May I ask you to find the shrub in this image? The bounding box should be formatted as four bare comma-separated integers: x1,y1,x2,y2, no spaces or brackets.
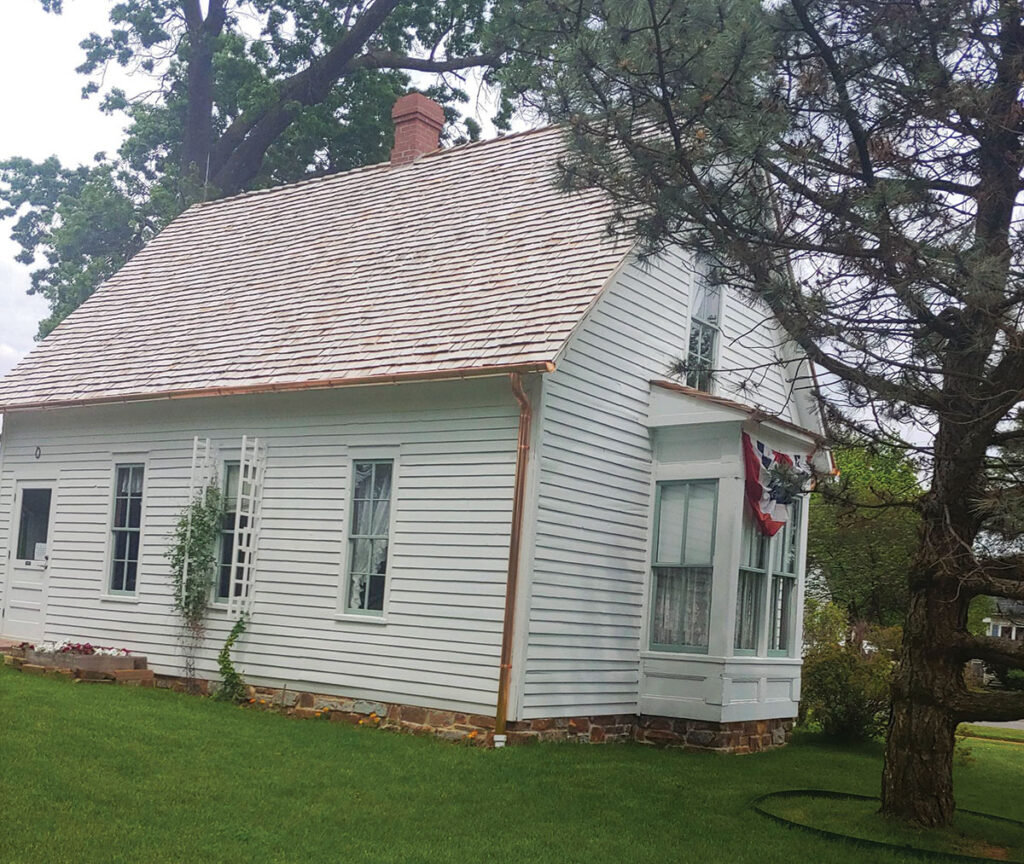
800,600,893,741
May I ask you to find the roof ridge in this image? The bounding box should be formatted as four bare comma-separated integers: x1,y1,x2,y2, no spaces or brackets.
189,122,560,213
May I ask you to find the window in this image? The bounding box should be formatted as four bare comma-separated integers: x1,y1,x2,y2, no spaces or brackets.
215,462,241,602
733,498,804,656
16,488,52,562
734,514,767,652
345,460,393,614
650,480,717,651
685,281,721,392
769,498,801,655
110,465,144,593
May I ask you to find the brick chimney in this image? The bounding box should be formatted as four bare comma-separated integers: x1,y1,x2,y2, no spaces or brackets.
390,93,444,165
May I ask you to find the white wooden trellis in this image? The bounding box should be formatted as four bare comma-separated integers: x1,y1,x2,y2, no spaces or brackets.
226,435,267,617
182,436,219,605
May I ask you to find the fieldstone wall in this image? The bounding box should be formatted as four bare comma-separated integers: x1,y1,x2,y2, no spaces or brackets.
2,647,794,752
634,716,794,753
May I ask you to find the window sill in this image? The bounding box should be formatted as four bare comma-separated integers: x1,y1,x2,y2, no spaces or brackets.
100,594,140,604
334,612,388,626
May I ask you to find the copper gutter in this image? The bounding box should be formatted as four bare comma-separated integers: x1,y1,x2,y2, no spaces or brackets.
0,361,556,413
493,371,533,745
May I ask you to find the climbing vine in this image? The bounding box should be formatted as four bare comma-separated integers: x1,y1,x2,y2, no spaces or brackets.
216,614,249,703
166,485,223,691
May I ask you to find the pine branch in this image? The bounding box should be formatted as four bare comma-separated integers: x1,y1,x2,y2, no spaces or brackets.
953,633,1024,668
952,688,1024,723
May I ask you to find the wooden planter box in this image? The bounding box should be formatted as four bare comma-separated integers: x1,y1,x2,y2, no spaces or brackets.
24,651,146,673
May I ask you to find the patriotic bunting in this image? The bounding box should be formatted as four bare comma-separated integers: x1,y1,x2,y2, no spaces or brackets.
742,432,812,536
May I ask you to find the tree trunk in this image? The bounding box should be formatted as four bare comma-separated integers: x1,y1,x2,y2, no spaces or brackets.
880,572,963,827
881,690,957,826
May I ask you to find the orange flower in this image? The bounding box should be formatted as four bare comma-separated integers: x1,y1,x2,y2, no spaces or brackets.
467,730,478,739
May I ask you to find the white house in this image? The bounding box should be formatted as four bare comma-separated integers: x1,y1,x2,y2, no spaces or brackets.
0,94,828,750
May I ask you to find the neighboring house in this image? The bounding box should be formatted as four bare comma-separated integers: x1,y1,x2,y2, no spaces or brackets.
0,94,827,750
985,599,1024,641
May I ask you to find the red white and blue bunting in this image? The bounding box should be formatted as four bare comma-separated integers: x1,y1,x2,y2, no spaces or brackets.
742,432,812,537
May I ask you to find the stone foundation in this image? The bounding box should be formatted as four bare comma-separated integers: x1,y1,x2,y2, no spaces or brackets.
507,714,793,752
2,651,793,752
634,716,794,753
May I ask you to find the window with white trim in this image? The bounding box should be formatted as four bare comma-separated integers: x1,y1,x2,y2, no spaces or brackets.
769,498,801,655
650,480,717,652
345,460,393,614
215,462,241,602
16,488,52,563
734,514,767,653
734,499,804,656
110,464,144,593
685,281,720,392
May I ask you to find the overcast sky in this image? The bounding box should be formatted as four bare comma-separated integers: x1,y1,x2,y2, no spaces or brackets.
0,1,126,377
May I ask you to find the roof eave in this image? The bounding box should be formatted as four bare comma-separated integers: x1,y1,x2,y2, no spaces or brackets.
0,361,557,413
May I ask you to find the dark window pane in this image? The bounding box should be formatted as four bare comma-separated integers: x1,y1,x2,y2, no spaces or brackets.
367,574,386,611
117,467,131,495
110,560,125,593
128,497,142,528
124,559,137,593
114,496,128,528
16,488,52,560
114,530,128,560
218,565,232,599
128,531,140,562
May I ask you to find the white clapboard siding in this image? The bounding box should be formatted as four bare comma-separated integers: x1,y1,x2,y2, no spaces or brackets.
518,246,803,718
0,377,517,715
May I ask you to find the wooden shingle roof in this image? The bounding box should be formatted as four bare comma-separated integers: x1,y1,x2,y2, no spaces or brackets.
0,126,632,410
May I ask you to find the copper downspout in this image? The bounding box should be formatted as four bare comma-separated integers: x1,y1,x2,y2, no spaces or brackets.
494,372,533,743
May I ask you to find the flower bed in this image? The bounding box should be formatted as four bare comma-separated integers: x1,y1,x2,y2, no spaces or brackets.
19,641,145,674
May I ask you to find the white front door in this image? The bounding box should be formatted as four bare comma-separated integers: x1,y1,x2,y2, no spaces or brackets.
3,480,56,642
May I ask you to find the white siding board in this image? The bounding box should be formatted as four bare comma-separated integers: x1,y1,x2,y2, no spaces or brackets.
0,377,518,715
521,245,800,719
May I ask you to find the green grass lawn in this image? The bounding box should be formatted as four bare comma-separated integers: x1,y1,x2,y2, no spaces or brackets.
2,668,1023,864
759,792,1024,861
961,723,1024,744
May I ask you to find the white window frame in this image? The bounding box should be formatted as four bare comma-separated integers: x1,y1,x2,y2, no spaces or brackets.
106,461,147,597
338,451,400,622
685,278,722,393
212,459,240,605
732,497,804,658
648,478,718,654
